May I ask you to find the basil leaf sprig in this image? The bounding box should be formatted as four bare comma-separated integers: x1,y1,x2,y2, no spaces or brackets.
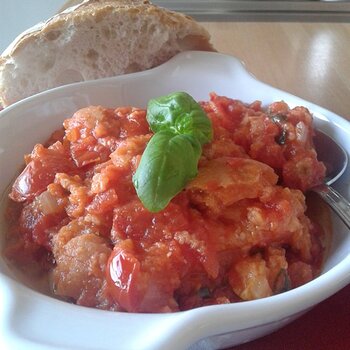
133,92,213,212
146,92,212,145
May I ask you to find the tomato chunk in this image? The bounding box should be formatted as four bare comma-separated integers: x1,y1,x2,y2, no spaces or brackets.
106,242,142,312
10,144,75,202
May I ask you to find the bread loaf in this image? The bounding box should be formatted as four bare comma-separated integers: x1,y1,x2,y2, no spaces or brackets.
0,0,214,107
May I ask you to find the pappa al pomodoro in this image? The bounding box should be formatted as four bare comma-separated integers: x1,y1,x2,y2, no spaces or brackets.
3,92,328,313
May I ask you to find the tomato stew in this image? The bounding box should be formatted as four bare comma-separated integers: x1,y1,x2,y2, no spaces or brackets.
3,94,327,313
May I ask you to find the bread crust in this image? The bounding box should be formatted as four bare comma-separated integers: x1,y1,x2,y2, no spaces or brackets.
3,1,213,57
0,0,214,107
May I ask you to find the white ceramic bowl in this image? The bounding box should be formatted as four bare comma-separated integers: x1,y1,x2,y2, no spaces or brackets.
0,51,349,350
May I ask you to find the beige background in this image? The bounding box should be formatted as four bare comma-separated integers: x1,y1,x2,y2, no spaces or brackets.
202,22,350,121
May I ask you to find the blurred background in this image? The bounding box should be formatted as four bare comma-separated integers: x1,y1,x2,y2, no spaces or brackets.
153,0,350,21
1,0,350,53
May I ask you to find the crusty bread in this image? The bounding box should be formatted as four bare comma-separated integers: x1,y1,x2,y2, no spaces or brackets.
0,0,214,107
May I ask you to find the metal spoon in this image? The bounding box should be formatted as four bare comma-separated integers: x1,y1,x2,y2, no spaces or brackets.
312,129,350,229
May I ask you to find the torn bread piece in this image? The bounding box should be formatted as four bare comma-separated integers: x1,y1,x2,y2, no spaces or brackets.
0,0,214,107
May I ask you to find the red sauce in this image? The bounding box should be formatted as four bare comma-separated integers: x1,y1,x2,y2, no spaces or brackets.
3,95,327,313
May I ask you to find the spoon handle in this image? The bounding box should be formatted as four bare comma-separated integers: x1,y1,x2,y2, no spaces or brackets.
312,184,350,230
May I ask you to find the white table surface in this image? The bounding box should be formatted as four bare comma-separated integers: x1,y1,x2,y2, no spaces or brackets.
0,0,67,54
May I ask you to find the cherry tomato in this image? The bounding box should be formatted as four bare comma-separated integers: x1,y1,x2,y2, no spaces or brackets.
106,245,141,312
10,146,74,202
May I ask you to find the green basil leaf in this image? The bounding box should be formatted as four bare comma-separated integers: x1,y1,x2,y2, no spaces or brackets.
147,92,212,145
133,131,201,212
133,92,213,212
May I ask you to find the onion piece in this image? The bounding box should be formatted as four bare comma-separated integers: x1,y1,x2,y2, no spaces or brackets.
38,190,60,215
295,121,308,144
